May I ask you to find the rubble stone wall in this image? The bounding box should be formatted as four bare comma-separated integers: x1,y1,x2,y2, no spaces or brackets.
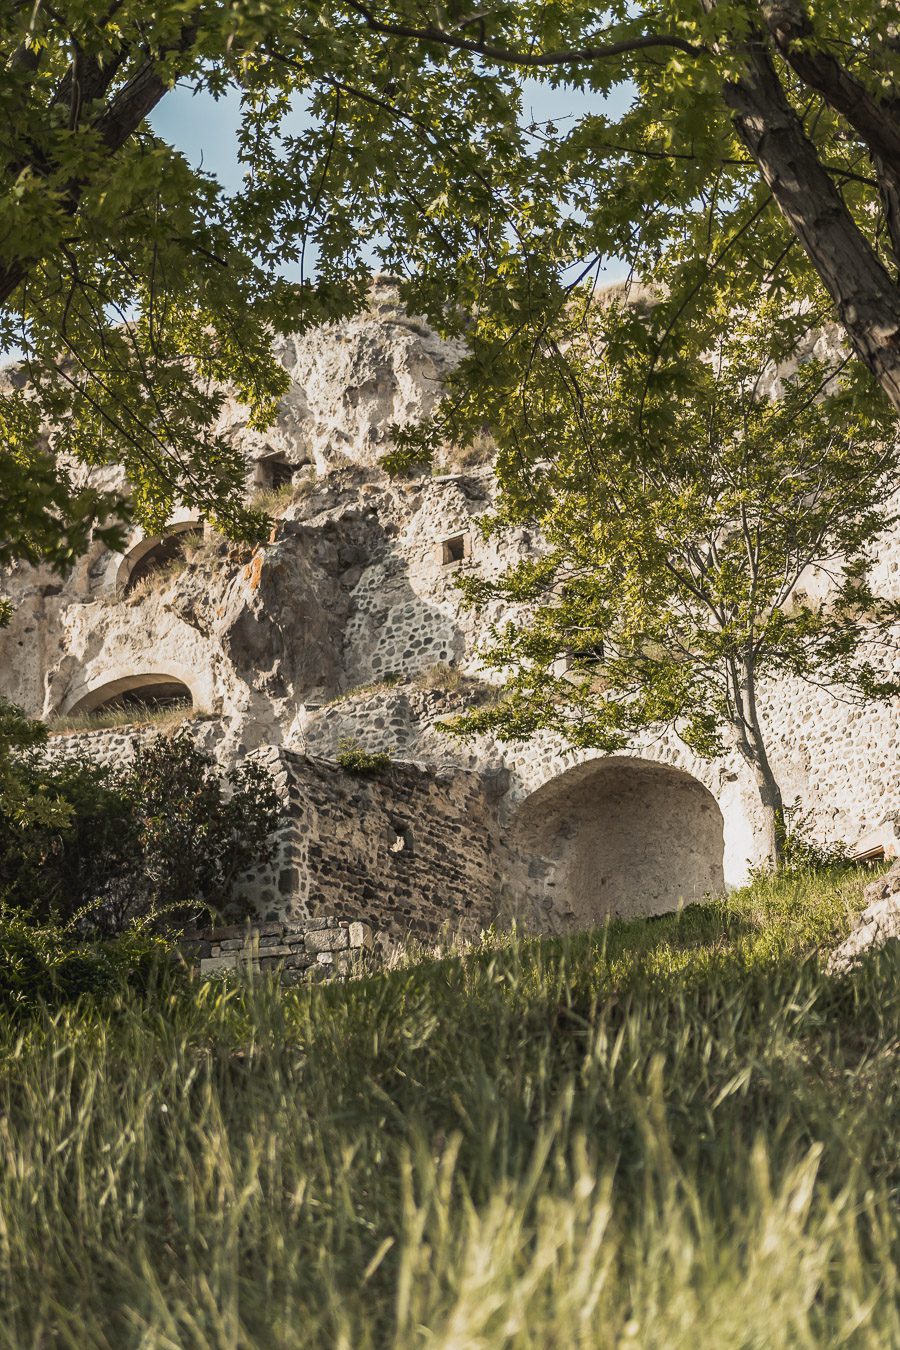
43,725,508,943
181,917,377,983
245,748,507,942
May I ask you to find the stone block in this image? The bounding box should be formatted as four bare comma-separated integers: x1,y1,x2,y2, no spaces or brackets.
305,927,349,953
219,938,245,951
200,955,238,975
348,922,374,950
207,924,247,941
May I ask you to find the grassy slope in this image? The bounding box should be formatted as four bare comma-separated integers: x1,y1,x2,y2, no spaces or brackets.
0,869,897,1348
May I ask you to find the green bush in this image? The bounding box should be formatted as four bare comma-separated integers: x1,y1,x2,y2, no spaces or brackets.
779,802,851,874
0,710,280,933
0,749,141,925
335,736,393,775
121,730,280,922
0,905,172,1013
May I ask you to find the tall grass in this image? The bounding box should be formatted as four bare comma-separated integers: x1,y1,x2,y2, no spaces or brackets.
47,699,197,735
0,868,896,1347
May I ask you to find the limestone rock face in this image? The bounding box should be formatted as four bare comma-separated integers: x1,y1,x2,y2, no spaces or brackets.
217,277,464,474
827,863,900,972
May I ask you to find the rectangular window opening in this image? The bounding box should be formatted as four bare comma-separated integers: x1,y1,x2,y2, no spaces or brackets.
441,534,467,565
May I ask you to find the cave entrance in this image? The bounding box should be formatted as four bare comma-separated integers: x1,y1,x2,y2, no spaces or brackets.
514,756,725,928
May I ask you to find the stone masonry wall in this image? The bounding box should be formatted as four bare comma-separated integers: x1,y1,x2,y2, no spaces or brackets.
180,916,376,983
246,748,507,942
43,725,508,943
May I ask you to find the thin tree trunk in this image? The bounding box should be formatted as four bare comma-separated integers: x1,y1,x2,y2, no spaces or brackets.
740,733,786,868
727,653,786,867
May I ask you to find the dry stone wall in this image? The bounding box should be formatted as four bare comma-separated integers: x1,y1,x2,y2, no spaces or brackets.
43,724,508,944
244,748,507,942
181,917,377,982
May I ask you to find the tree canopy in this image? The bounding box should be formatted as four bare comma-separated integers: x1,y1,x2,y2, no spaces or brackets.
4,2,900,572
446,297,900,861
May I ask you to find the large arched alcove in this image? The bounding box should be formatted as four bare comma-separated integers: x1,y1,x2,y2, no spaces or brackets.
63,673,194,719
513,756,725,928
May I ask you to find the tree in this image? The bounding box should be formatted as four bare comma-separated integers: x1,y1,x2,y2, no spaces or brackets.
7,3,900,567
322,1,900,415
0,2,315,567
0,0,526,571
448,299,900,865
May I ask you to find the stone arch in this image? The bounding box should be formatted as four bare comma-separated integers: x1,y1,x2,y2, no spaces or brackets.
59,665,202,718
513,756,725,929
111,519,202,595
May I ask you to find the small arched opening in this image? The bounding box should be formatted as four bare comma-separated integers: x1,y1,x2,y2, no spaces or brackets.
65,673,194,721
514,756,725,928
117,521,202,595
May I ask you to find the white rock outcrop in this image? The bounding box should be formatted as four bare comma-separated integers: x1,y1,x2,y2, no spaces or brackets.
828,863,900,972
2,281,900,931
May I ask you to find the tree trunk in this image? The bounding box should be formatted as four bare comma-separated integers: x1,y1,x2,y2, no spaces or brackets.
728,654,786,868
740,737,786,869
720,32,900,411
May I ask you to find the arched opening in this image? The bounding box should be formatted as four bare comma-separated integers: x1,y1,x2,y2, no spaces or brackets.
117,521,202,595
65,673,194,720
514,757,725,928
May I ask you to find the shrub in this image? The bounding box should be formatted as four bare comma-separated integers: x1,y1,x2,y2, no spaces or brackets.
0,905,172,1013
0,697,71,832
0,749,140,925
416,662,465,692
125,731,281,921
780,804,850,874
0,710,281,933
335,737,393,775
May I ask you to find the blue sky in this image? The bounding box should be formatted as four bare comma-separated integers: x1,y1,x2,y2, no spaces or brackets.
0,78,627,359
150,78,630,283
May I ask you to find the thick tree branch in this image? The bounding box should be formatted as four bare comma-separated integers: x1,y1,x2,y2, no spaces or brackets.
761,1,900,176
720,30,900,410
343,0,705,65
0,39,189,306
874,154,900,270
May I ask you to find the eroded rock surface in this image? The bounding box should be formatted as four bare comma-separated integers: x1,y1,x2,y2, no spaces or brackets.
827,863,900,972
